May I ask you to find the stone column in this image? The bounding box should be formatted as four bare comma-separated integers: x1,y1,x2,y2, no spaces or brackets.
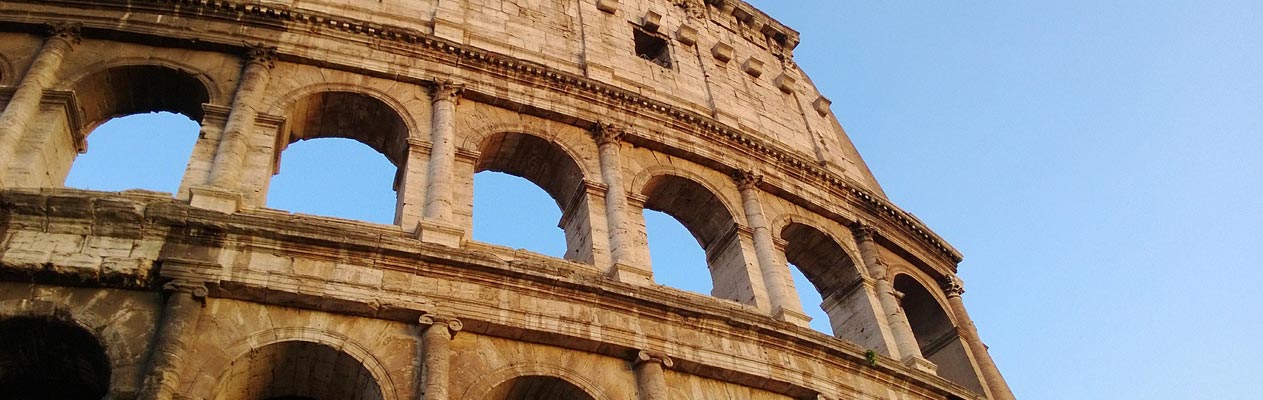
852,224,935,372
734,170,809,327
943,276,1016,400
422,81,463,222
591,123,650,284
418,315,462,400
138,282,208,400
194,44,275,212
0,23,80,186
633,350,673,400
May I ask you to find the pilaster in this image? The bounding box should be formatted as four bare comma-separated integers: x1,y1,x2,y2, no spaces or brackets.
417,314,463,400
138,281,207,400
943,275,1015,400
0,23,81,187
196,44,275,212
633,350,674,400
734,169,809,327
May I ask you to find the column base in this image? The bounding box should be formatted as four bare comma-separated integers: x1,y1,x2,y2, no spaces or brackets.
773,306,813,328
415,220,465,248
609,262,653,286
903,355,938,374
187,185,242,214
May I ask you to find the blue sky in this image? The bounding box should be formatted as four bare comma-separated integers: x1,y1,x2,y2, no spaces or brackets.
64,1,1262,399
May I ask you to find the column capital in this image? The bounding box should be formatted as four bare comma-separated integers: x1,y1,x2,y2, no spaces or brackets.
418,314,464,337
941,274,965,297
589,122,627,145
243,43,278,69
634,350,675,368
428,80,465,102
161,281,209,299
731,169,763,191
46,22,82,45
850,222,878,241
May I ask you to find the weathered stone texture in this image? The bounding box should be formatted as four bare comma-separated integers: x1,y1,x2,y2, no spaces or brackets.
0,1,1014,399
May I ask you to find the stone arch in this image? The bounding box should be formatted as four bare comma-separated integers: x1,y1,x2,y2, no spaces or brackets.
267,83,421,141
892,273,984,393
632,167,757,305
66,60,216,133
0,299,135,399
272,87,413,167
458,122,598,175
472,129,598,262
198,327,399,400
0,315,112,400
63,56,225,105
460,364,610,400
774,220,893,345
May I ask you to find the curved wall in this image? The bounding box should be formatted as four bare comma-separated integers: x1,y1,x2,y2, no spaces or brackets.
0,1,1013,400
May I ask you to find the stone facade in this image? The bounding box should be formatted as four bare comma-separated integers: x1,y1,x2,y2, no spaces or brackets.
0,1,1013,399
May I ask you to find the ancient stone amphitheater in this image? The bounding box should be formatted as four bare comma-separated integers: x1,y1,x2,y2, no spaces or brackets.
0,0,1014,399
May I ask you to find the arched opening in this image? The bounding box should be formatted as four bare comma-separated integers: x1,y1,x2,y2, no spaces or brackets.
639,174,753,305
486,376,595,400
474,132,591,262
0,316,112,400
780,223,880,340
473,172,566,257
269,91,408,224
57,65,208,191
64,112,199,193
644,209,711,295
786,264,829,333
268,139,397,224
893,274,985,393
212,341,384,400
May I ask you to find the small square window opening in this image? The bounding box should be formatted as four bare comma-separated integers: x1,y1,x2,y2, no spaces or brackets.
634,28,672,69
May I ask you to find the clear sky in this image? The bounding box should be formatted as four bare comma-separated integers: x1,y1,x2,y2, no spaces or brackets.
62,1,1262,399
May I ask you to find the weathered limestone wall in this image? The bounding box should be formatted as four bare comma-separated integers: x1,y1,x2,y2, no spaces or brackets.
0,190,985,399
0,283,163,399
0,0,1014,399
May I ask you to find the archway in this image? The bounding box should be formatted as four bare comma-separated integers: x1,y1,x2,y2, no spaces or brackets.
893,274,985,392
639,174,752,305
59,65,209,192
212,341,384,400
780,223,873,338
474,132,591,262
269,91,408,224
0,316,111,400
485,376,596,400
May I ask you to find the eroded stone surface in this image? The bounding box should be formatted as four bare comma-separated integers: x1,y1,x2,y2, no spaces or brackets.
0,1,1013,399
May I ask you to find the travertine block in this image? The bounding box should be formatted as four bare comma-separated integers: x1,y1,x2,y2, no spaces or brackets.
712,43,734,63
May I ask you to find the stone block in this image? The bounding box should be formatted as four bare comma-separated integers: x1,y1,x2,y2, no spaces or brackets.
743,57,764,78
711,43,734,63
676,25,698,46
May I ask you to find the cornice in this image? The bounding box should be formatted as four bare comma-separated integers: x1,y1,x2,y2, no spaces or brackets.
0,0,963,263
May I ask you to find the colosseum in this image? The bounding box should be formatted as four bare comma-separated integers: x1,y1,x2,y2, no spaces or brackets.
0,0,1014,399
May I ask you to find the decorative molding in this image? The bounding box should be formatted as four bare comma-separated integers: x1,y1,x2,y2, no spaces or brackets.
45,21,81,44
